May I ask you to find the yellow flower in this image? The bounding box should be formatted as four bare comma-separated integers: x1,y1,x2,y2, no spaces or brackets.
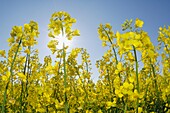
17,72,26,82
135,18,144,28
7,37,15,44
138,107,143,113
98,109,103,113
0,50,6,58
115,89,123,98
24,48,31,54
105,23,112,29
55,101,64,109
102,41,107,47
72,29,80,36
123,81,129,89
45,65,53,74
47,40,58,53
24,24,31,32
115,62,123,74
129,76,135,83
127,52,135,62
159,27,163,31
2,71,10,82
48,31,55,38
116,31,121,43
49,11,79,41
106,101,116,109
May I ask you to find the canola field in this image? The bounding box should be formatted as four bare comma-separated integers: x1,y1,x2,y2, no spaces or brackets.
0,11,170,113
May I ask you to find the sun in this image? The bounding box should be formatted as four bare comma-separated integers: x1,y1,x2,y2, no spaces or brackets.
56,33,72,49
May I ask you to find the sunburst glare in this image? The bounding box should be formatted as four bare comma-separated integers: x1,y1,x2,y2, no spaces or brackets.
56,33,72,49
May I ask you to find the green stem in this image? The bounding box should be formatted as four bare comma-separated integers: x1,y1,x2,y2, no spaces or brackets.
133,45,139,113
103,27,119,112
124,103,127,113
2,39,22,113
11,39,22,95
103,27,118,64
20,50,29,113
23,46,31,111
150,63,159,111
63,43,69,113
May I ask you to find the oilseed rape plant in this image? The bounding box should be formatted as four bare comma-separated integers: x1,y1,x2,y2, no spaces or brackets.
0,11,170,113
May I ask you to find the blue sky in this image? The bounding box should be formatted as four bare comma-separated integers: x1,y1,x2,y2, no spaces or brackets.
1,0,170,81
